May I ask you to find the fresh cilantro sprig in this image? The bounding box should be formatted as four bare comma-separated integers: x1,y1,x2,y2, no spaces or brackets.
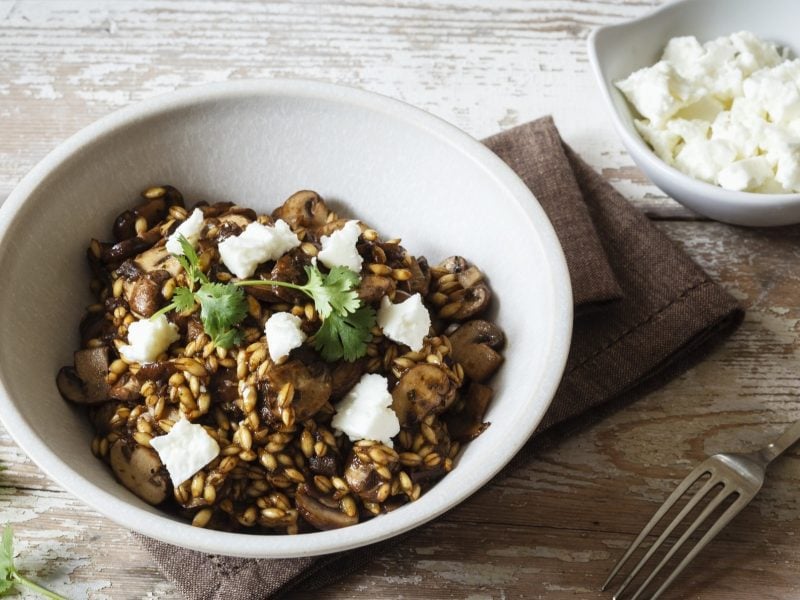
151,235,247,349
155,235,376,359
238,265,376,362
1,525,68,599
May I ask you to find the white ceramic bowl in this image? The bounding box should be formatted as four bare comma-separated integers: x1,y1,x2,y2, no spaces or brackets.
588,0,800,227
0,80,572,558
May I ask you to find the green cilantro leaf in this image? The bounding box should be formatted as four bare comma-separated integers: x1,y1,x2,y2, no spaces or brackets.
171,286,197,313
323,266,361,316
194,283,248,349
1,524,68,599
175,234,207,290
299,266,334,318
313,305,376,362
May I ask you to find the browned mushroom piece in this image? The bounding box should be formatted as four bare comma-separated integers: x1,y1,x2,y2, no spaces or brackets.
109,439,170,505
127,269,171,317
295,483,358,530
56,367,87,404
272,190,330,230
448,320,504,383
130,242,182,279
135,360,176,385
450,281,491,320
403,256,431,296
309,218,352,239
439,255,468,274
445,382,493,442
391,364,457,426
330,358,367,400
263,360,332,422
357,274,396,304
435,257,492,320
102,227,162,264
245,247,311,304
88,401,120,435
344,444,399,503
62,347,111,404
113,210,138,241
108,372,143,402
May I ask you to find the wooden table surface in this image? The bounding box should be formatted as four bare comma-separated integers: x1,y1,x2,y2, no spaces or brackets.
3,1,800,598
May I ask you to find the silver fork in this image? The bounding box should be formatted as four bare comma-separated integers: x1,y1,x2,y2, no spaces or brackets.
602,420,800,600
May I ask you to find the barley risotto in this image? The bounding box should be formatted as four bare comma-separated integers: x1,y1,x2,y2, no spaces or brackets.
56,186,505,533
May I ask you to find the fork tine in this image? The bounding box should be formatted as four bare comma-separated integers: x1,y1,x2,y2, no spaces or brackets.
611,474,719,599
627,487,740,600
601,462,712,592
647,495,749,600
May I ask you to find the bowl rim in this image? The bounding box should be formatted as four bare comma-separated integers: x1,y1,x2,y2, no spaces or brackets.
0,79,573,558
587,0,800,211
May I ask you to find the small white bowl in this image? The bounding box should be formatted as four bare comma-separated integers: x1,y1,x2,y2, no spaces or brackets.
0,80,572,558
588,0,800,227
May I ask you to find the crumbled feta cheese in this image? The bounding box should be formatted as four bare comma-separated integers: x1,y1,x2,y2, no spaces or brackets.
218,219,300,279
150,417,220,486
331,374,400,447
718,157,773,191
674,138,737,184
376,294,431,352
317,220,363,272
616,61,697,126
165,208,204,255
119,314,179,363
265,312,307,362
616,31,800,193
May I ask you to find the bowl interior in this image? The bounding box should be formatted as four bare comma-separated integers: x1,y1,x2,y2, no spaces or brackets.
0,82,571,557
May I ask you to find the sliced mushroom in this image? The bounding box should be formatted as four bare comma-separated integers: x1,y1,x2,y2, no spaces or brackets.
108,372,143,402
133,243,181,278
450,282,492,320
448,320,504,383
88,401,120,435
113,209,138,241
357,274,396,304
456,265,484,289
308,453,339,477
79,311,114,346
262,360,332,421
439,256,468,274
127,269,170,317
330,358,367,400
56,367,87,404
391,364,457,425
109,439,169,505
445,382,493,442
272,190,330,229
101,227,162,264
72,347,110,403
244,248,310,303
135,360,176,385
344,445,398,503
404,256,431,296
295,484,358,530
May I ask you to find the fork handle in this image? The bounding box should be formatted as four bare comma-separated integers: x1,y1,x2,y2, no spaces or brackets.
756,420,800,465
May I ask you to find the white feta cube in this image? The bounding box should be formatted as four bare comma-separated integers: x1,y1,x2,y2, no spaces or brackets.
150,418,220,486
265,312,307,362
218,219,300,279
331,374,400,447
376,293,431,352
317,220,363,273
119,314,180,364
165,208,204,255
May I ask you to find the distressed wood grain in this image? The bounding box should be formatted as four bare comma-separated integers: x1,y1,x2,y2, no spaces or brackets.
4,1,800,599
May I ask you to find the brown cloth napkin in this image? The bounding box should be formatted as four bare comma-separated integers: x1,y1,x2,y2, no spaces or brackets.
136,116,744,599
